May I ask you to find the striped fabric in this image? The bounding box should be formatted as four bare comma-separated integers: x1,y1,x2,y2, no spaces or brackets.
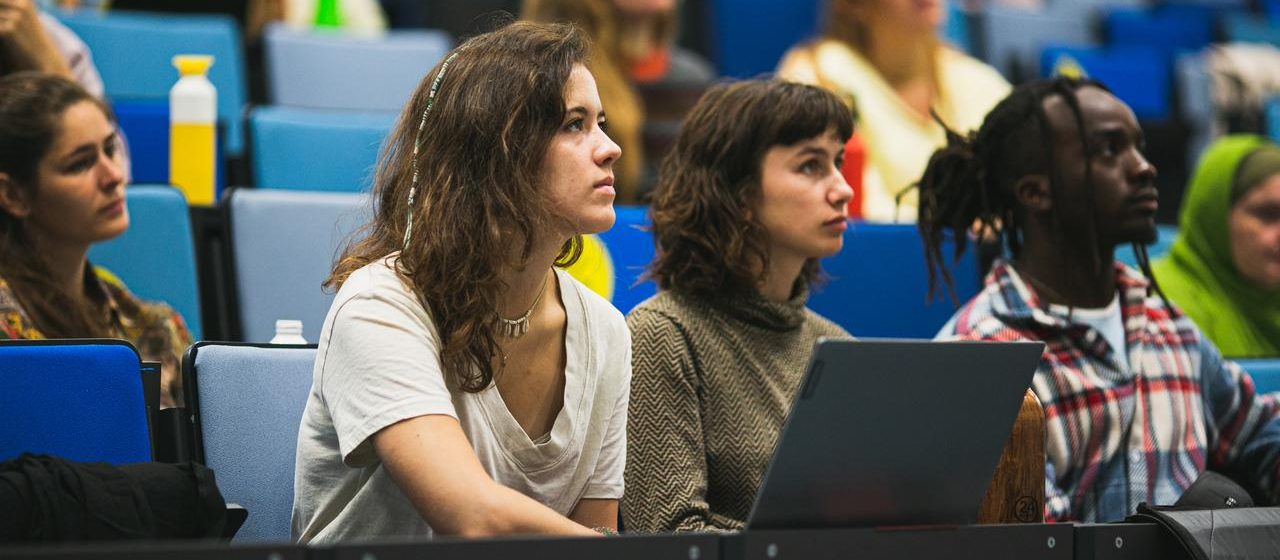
940,260,1280,522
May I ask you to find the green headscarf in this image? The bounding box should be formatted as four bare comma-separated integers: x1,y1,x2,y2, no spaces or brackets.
1152,135,1280,358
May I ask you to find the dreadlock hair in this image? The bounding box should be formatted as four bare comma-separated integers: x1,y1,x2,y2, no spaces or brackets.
916,76,1169,306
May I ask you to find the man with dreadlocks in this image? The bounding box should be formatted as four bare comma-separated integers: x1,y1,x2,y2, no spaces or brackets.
919,77,1280,522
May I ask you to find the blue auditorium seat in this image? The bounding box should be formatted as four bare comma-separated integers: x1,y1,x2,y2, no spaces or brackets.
1103,6,1214,59
1042,45,1170,121
112,99,170,185
707,0,819,78
807,223,980,339
1223,12,1280,46
57,9,248,157
599,205,657,314
1238,358,1280,394
264,24,451,112
89,185,203,340
983,6,1093,80
250,106,395,192
229,189,370,343
185,342,316,542
0,340,150,464
1115,224,1179,269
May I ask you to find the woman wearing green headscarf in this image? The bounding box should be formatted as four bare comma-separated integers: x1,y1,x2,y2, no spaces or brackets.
1153,134,1280,358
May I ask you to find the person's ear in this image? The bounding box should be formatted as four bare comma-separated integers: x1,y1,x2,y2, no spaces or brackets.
1013,174,1052,213
0,173,33,219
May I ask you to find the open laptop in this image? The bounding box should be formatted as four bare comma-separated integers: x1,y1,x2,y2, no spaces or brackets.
746,338,1045,530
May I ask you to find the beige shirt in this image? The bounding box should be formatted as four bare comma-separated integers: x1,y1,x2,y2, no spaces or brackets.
778,40,1010,223
292,256,630,544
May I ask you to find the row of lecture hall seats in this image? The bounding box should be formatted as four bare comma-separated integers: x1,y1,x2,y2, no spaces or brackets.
56,1,1280,207
4,332,1280,543
100,186,977,344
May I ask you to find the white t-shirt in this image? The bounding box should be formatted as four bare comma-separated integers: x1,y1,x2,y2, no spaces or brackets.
291,256,631,544
1050,293,1126,362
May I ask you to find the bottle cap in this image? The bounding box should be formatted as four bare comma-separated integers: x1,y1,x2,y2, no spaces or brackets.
173,55,215,77
275,319,303,333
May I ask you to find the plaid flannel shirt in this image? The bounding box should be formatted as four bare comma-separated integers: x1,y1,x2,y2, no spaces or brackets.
939,260,1280,522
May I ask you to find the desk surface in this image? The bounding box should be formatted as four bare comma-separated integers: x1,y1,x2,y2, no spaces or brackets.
0,524,1189,560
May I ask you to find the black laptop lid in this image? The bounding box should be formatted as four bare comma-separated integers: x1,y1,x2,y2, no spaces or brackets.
746,339,1044,530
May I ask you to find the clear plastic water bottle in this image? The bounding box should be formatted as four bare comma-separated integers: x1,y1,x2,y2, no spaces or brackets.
270,320,308,345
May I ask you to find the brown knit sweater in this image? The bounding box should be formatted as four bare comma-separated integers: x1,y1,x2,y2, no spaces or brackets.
623,289,851,533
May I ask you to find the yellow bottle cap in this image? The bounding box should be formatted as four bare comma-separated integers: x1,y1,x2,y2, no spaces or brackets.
173,55,215,76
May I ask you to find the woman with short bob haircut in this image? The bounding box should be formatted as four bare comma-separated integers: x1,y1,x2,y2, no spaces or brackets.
624,78,855,532
293,21,629,543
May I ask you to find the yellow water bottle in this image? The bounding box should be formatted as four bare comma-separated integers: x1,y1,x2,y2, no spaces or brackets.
170,55,217,206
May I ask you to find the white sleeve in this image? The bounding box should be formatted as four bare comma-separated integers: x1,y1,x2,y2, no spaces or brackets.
582,330,631,500
318,284,458,468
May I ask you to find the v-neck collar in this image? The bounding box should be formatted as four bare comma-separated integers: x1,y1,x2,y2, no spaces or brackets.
473,268,592,473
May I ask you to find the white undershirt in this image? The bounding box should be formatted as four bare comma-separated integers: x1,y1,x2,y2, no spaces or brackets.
1050,293,1126,361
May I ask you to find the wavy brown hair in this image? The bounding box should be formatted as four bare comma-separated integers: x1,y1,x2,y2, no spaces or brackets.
648,79,853,299
327,21,588,392
0,72,121,339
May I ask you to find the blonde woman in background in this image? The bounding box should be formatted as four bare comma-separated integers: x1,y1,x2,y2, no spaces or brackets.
778,0,1008,222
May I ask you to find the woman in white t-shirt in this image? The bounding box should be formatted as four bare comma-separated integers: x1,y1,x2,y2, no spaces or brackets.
292,21,630,544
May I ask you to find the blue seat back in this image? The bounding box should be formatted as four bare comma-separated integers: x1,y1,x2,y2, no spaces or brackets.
983,6,1093,79
89,185,203,340
250,106,395,192
1104,7,1214,56
264,24,451,112
1238,358,1280,394
1042,45,1170,120
112,99,170,185
1115,224,1179,268
230,189,370,343
807,223,980,339
598,206,657,314
186,342,316,542
1224,13,1280,45
707,0,819,78
0,340,150,464
57,9,248,156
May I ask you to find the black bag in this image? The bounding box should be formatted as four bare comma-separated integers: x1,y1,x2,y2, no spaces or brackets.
1126,472,1280,560
0,454,231,542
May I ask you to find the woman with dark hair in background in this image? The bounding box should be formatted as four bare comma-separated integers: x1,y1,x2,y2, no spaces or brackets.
624,78,854,532
292,21,630,543
0,72,190,407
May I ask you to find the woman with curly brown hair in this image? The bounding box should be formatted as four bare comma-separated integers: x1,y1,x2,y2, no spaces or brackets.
292,21,628,543
623,78,854,532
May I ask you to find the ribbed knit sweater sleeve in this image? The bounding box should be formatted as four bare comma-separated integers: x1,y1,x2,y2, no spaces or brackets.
623,307,743,533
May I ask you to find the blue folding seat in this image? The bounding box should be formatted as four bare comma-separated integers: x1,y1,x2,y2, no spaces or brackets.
1238,359,1280,394
89,185,203,340
706,0,819,78
1042,45,1171,120
185,342,316,542
0,340,150,464
56,9,248,157
229,189,370,343
264,24,451,112
807,223,980,339
983,6,1094,80
1114,224,1179,268
250,106,395,192
596,206,657,314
